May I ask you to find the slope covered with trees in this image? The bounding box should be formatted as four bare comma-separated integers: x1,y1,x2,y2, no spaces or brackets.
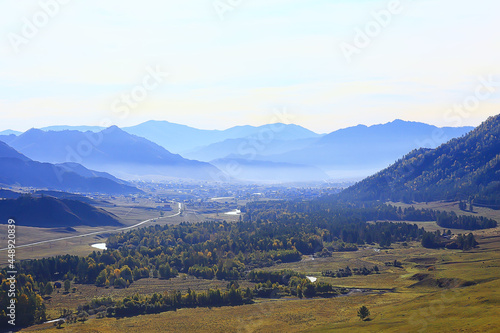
340,114,500,205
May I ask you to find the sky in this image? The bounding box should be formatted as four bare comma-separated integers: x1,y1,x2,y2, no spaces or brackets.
0,0,499,134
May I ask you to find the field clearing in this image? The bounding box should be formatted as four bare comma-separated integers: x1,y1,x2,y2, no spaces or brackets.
369,220,473,234
43,274,257,320
390,201,500,223
375,201,500,237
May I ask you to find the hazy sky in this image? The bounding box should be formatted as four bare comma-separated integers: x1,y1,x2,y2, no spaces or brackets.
1,0,499,133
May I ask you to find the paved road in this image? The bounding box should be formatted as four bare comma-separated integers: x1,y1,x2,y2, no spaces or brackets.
0,202,182,252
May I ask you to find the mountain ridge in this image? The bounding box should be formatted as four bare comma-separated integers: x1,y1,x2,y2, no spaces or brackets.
339,114,500,204
0,126,221,181
251,120,474,179
0,141,141,194
123,121,321,154
1,119,475,183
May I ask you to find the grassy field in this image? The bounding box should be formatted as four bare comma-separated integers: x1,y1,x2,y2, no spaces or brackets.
0,224,114,263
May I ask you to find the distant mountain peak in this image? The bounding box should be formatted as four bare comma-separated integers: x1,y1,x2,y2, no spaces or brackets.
103,125,121,132
144,120,172,124
373,119,419,128
100,125,138,139
23,128,44,135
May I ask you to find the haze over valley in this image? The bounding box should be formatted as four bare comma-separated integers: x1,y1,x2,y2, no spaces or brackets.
0,119,474,183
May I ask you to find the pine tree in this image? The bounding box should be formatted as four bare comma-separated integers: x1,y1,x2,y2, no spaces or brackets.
357,305,370,320
64,279,71,292
44,282,53,295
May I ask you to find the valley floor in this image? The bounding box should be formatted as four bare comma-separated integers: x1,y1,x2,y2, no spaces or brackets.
21,225,500,333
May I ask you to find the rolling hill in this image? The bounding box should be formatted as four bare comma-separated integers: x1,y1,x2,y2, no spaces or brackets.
339,114,500,204
0,196,122,227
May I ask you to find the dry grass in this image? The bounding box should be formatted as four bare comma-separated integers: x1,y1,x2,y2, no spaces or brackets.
26,278,500,333
43,274,256,320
